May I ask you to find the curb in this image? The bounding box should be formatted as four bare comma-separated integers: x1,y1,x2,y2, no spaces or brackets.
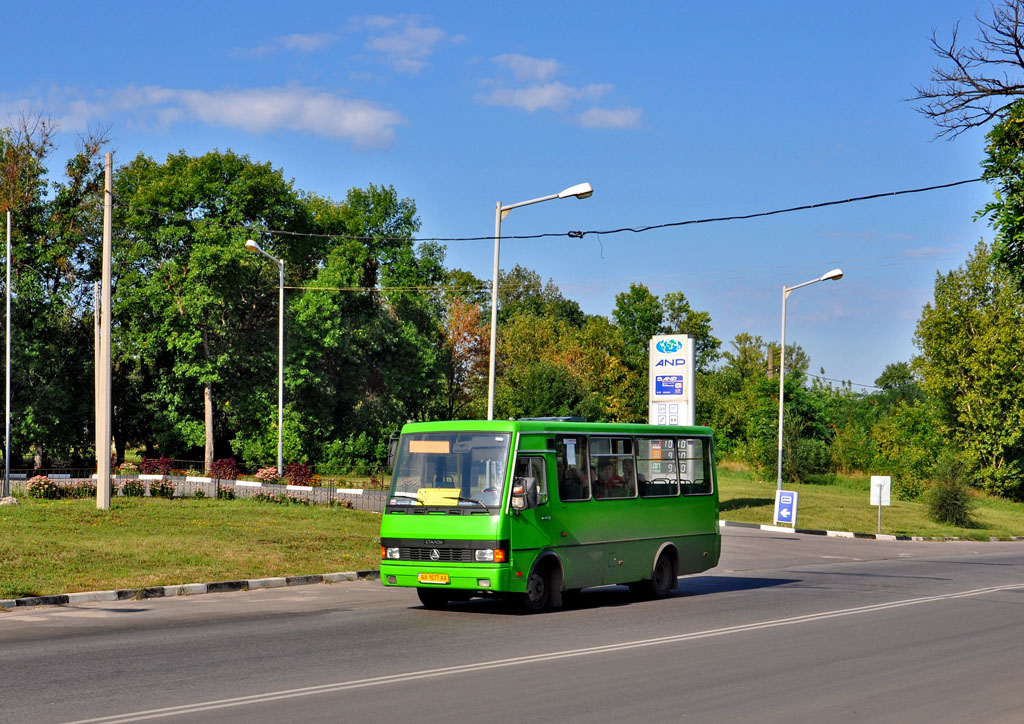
719,519,1024,542
1,569,379,611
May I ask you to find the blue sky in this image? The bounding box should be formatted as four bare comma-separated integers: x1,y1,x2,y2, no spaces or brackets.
3,1,998,389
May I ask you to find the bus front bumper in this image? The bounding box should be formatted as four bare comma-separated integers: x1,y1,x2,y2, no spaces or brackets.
380,562,515,593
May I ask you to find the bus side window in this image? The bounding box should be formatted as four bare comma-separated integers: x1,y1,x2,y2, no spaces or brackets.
556,435,589,501
679,437,713,495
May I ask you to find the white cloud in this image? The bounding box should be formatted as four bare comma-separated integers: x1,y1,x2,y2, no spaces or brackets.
15,85,406,150
575,107,642,129
236,32,335,57
277,33,334,52
492,54,561,82
356,15,449,73
478,82,611,112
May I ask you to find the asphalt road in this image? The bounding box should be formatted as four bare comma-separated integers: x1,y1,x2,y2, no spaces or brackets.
3,528,1024,724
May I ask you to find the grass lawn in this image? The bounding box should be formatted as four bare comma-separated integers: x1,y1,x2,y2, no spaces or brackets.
0,497,382,599
717,463,1024,541
4,464,1023,600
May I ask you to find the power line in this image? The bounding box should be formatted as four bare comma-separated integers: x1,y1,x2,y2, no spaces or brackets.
113,177,985,245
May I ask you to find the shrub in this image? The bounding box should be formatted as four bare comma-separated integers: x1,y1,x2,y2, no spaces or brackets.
893,476,928,502
927,454,976,527
120,478,146,497
148,479,176,499
26,475,60,499
209,458,239,481
255,467,280,484
283,462,312,485
68,481,97,499
193,489,206,499
140,456,173,475
216,484,236,500
118,461,139,474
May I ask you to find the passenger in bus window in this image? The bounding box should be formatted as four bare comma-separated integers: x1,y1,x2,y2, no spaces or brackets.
596,461,623,497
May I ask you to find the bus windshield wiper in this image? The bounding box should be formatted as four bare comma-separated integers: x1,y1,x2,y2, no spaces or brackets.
457,496,490,509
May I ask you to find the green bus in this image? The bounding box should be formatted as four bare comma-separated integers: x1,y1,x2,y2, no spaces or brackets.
379,418,721,612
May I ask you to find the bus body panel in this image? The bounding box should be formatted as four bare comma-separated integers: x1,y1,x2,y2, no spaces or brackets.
380,419,721,606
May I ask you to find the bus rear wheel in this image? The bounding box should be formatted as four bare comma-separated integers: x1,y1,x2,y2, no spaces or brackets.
417,588,449,610
630,552,676,600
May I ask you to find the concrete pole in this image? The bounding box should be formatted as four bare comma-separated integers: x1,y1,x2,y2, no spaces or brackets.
96,153,112,510
4,210,10,498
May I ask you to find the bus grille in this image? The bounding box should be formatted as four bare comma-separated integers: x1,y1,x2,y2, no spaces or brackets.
401,547,472,562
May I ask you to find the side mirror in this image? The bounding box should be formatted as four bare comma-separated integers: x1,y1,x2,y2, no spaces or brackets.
386,433,399,472
510,477,538,511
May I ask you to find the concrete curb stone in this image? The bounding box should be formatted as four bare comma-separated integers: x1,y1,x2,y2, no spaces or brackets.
1,569,379,610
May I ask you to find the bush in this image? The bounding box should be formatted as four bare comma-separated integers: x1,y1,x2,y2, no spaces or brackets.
140,456,173,475
67,481,97,499
209,458,239,480
255,467,280,484
120,478,146,497
148,479,176,499
118,461,139,474
893,475,928,502
216,484,236,500
927,454,976,527
283,462,312,485
26,475,60,499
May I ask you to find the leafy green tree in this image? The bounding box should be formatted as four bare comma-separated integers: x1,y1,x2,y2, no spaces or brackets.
914,240,1024,497
497,264,584,327
113,150,309,470
286,184,445,470
1,119,106,467
662,291,721,372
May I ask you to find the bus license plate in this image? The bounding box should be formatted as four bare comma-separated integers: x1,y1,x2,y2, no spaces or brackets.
418,573,449,584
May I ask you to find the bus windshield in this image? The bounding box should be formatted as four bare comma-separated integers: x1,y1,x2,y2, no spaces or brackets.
389,432,511,508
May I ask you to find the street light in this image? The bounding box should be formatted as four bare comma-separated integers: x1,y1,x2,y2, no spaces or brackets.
776,268,843,490
487,182,593,420
245,239,285,477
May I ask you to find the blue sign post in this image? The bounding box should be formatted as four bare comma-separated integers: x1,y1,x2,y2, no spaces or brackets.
773,489,799,527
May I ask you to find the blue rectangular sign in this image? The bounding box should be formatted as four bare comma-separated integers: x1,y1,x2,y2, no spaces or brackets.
773,489,799,527
654,375,684,396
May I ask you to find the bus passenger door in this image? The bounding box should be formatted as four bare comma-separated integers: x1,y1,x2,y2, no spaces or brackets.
508,454,562,574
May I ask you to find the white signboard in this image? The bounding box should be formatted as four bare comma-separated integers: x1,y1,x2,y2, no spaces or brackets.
870,475,891,506
648,335,695,426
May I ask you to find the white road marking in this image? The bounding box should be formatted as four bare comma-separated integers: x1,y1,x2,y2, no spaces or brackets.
62,582,1024,723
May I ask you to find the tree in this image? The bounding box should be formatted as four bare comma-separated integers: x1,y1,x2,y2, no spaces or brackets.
914,240,1024,497
437,276,487,420
1,119,108,467
912,0,1024,138
114,150,309,469
980,99,1024,289
661,291,721,373
612,283,664,419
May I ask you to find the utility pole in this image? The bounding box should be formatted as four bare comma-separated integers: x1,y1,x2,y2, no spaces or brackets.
96,154,112,510
4,210,11,499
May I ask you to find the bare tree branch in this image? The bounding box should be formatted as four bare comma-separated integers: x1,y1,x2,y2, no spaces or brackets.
911,1,1024,138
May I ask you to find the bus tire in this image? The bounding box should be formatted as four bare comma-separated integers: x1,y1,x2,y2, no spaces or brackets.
417,588,449,610
649,551,676,599
523,565,551,613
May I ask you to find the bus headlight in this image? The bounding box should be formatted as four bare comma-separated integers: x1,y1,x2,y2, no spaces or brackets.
475,549,506,563
385,547,401,559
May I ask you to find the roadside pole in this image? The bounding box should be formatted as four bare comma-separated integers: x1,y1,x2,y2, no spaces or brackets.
96,154,112,510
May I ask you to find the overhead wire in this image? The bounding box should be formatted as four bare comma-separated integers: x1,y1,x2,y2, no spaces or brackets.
112,177,986,245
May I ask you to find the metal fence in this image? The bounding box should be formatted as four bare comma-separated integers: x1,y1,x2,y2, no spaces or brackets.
11,476,388,513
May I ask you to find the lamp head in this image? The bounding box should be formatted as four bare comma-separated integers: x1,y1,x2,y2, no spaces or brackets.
557,182,594,200
820,268,844,282
244,240,261,253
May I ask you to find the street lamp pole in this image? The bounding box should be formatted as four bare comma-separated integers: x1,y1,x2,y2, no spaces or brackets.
486,182,593,420
245,240,284,476
776,268,844,490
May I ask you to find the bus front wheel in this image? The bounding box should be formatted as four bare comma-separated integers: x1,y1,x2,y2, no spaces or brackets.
417,588,449,610
522,567,551,613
